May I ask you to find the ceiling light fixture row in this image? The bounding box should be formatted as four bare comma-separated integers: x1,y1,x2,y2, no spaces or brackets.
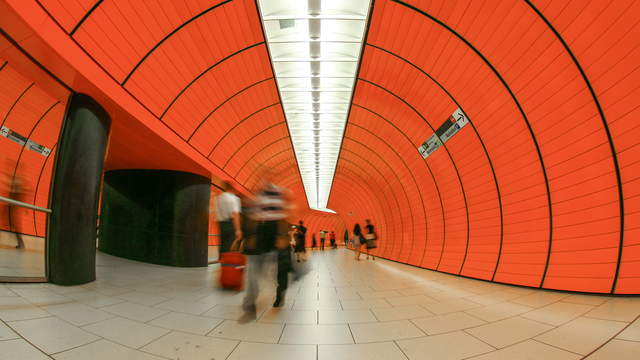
258,0,372,212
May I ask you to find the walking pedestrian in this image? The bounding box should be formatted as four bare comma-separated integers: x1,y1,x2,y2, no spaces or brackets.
215,181,242,256
353,223,363,260
364,219,377,260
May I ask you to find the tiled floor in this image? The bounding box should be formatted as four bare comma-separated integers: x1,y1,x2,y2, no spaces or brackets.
0,249,638,359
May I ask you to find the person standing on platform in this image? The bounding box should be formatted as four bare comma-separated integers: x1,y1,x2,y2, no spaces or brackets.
353,223,363,260
329,231,336,249
216,181,242,255
364,219,377,260
2,159,26,249
319,230,326,250
294,220,307,262
311,233,317,249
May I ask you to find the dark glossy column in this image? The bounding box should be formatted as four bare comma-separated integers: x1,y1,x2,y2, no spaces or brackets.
48,93,111,285
98,170,210,267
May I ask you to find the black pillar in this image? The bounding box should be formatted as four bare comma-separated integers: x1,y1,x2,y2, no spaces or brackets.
48,93,111,285
98,170,210,267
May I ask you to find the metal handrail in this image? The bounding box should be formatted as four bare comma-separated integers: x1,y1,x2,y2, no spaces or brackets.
0,195,51,214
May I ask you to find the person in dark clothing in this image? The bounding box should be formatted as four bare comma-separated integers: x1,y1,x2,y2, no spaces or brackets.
311,233,317,249
329,231,336,249
294,220,307,262
353,223,363,260
2,160,26,249
320,231,326,250
364,219,376,260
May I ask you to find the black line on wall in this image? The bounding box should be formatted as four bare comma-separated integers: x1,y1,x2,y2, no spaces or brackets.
365,44,504,278
392,0,553,285
69,0,104,35
121,0,234,84
187,77,274,141
160,42,266,118
522,0,626,293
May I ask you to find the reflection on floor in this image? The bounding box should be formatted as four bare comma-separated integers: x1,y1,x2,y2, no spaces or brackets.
0,230,44,278
0,249,638,359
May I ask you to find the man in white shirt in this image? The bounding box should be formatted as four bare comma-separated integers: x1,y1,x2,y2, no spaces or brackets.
216,181,242,254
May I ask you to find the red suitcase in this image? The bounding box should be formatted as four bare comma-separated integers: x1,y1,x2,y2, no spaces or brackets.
219,252,246,290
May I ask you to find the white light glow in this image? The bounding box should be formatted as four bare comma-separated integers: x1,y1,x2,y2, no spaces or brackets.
258,0,371,211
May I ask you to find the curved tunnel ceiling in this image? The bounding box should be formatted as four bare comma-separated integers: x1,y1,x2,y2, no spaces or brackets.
17,0,640,294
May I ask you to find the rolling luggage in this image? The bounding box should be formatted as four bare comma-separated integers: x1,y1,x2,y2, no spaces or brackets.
219,252,246,290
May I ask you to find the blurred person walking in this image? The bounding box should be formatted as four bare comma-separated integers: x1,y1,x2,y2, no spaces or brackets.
364,219,377,260
239,171,293,321
353,223,363,260
216,181,242,255
311,233,317,249
294,220,306,262
319,230,326,250
1,159,26,249
329,231,336,249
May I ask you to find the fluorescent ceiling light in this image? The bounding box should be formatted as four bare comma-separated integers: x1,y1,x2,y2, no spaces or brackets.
258,0,371,211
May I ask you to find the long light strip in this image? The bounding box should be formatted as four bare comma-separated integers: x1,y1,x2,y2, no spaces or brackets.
258,0,371,211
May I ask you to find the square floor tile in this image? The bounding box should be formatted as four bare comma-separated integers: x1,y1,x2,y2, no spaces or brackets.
371,305,433,321
227,342,315,360
116,291,169,306
0,320,18,340
142,331,238,360
0,297,50,322
148,312,223,335
10,289,69,306
350,320,424,343
42,302,114,326
83,317,169,348
511,291,568,308
0,339,50,360
53,339,163,360
522,301,594,326
422,298,481,315
584,298,640,322
535,316,627,355
259,309,318,324
465,302,533,322
617,317,640,341
208,320,284,343
411,312,486,335
397,331,494,360
340,299,391,310
466,317,553,348
101,301,168,322
280,324,352,344
319,342,407,360
64,292,125,308
385,295,438,307
584,339,640,360
319,309,376,324
9,317,99,354
153,299,215,315
467,340,581,360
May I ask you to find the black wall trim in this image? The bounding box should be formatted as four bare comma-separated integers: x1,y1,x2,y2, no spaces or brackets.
521,1,625,293
1,83,35,128
342,130,415,260
351,104,435,266
0,29,73,92
220,121,286,169
32,143,57,237
357,78,469,273
365,44,504,278
0,61,7,71
122,0,234,84
235,139,290,180
187,77,274,140
207,102,280,158
69,0,103,35
392,0,553,286
159,42,266,118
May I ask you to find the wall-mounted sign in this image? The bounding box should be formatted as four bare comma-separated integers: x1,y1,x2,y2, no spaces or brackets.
417,107,469,159
1,126,51,157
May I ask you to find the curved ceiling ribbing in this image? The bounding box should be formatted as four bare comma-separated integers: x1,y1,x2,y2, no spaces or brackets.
36,0,306,200
327,0,639,294
30,0,640,294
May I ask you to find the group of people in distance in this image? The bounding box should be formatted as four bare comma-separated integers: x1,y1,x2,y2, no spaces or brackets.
214,169,378,322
